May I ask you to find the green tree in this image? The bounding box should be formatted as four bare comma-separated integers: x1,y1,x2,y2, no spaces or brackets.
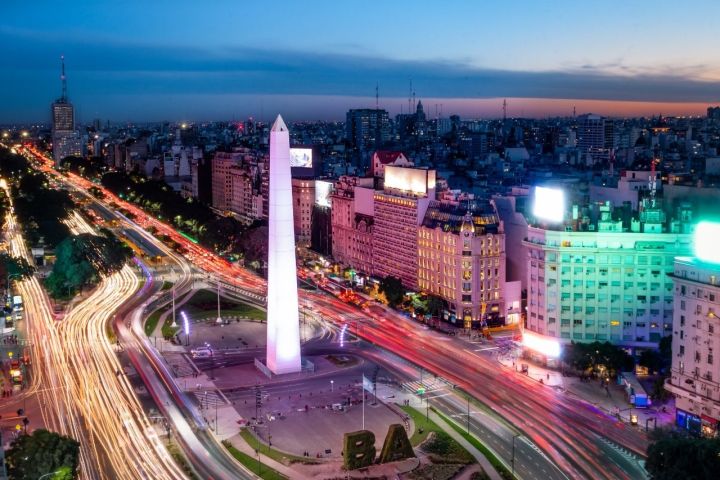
379,276,405,307
5,429,80,480
646,433,720,480
426,295,445,319
562,341,634,377
0,253,35,283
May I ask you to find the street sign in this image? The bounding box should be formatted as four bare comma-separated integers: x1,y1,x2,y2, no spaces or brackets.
417,387,425,395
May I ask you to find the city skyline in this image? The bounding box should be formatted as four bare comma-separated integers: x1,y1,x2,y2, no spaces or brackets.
2,0,720,122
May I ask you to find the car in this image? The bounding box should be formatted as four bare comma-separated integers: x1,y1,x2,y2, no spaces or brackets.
190,348,213,359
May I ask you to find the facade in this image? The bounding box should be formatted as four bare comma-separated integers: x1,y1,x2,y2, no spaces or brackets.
524,201,693,350
666,257,720,437
266,115,301,374
291,178,315,247
372,166,436,289
418,199,505,328
346,109,391,153
329,176,375,275
211,151,244,212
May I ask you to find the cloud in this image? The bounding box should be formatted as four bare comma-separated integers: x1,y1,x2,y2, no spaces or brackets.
1,28,719,122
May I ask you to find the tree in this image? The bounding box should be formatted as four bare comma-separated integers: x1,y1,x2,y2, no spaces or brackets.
562,341,634,377
646,433,720,480
0,253,35,284
5,429,80,480
379,276,405,307
426,295,445,319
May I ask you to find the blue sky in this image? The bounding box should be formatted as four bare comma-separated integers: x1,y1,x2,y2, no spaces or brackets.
2,0,719,122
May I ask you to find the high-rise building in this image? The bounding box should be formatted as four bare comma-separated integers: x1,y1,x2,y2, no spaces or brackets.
418,196,506,328
524,200,693,352
266,115,301,375
211,151,245,211
372,165,436,289
346,109,390,153
666,255,720,437
51,56,81,163
577,113,610,164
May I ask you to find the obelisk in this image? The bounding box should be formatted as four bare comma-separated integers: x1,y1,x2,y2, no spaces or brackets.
266,115,302,374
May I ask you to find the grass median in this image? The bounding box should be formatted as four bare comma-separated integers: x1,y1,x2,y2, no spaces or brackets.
222,440,287,480
433,407,515,480
239,428,319,465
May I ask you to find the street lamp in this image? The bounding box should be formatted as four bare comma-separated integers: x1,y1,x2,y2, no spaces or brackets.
170,268,177,328
511,433,521,477
38,471,63,480
330,380,334,392
216,280,222,324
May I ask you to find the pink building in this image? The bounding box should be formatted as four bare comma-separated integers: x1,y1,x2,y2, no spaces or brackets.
291,178,315,247
418,198,506,328
330,176,375,275
211,151,246,211
372,165,436,289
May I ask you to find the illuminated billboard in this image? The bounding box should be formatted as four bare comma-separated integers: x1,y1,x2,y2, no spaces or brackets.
522,331,561,358
315,180,333,208
384,166,434,196
694,221,720,264
532,186,565,223
289,148,313,168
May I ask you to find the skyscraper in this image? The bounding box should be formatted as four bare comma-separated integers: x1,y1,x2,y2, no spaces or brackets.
345,108,390,154
266,115,302,375
51,56,81,163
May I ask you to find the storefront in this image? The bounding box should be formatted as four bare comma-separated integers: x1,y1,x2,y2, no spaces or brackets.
676,410,702,436
701,414,718,438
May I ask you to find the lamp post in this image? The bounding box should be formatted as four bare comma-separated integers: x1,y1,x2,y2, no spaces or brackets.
170,268,177,328
330,380,334,392
466,396,471,434
511,433,521,478
38,471,63,480
216,281,222,324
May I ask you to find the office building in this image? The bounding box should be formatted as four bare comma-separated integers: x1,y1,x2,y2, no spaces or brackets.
346,109,390,153
51,56,80,163
525,199,693,351
372,166,436,289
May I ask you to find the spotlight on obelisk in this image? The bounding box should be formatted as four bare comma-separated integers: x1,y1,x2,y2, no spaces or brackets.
265,114,302,375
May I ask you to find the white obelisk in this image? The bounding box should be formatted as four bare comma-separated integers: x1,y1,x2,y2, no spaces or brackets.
266,115,302,374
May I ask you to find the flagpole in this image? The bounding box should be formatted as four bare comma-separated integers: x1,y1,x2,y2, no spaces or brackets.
362,374,366,430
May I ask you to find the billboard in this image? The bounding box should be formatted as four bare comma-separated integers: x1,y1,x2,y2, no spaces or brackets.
315,180,333,208
694,221,720,264
384,166,434,196
522,331,561,358
289,148,313,168
532,186,565,223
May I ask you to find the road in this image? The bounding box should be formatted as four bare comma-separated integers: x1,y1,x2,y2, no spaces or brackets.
20,144,649,479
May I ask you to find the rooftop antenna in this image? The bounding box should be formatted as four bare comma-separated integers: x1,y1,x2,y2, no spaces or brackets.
502,98,507,121
649,154,658,208
375,82,379,110
408,79,413,114
60,55,67,102
572,105,576,120
412,90,416,112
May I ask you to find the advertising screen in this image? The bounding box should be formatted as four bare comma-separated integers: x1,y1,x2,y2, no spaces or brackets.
532,186,565,223
289,148,313,168
315,180,333,208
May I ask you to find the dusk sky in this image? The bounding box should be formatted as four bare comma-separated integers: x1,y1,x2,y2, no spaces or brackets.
2,0,720,123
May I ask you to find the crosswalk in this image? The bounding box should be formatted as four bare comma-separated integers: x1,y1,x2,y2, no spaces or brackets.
402,377,453,398
194,390,227,409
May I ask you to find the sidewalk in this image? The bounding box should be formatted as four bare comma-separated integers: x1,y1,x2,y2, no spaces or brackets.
495,352,675,429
